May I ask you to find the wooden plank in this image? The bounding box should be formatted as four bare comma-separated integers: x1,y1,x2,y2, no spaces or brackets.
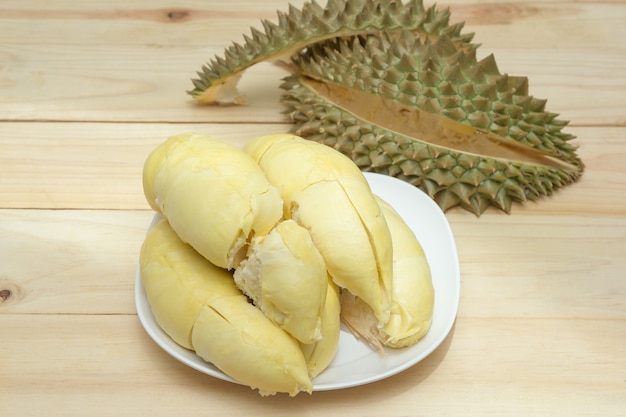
0,46,290,123
3,1,624,51
0,209,152,315
0,1,624,124
1,2,624,416
1,209,624,320
0,123,623,213
0,122,290,209
0,314,624,416
450,211,626,320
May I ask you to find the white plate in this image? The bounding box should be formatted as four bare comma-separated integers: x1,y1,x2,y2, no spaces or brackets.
135,172,460,391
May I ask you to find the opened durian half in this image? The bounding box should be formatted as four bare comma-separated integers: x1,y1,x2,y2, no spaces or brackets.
189,0,583,214
189,0,476,104
283,33,583,214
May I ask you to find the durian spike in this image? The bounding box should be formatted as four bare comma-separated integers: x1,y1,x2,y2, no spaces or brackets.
189,0,476,104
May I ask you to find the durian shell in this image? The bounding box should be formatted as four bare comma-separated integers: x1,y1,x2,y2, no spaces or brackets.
281,33,583,214
187,0,584,214
189,0,476,103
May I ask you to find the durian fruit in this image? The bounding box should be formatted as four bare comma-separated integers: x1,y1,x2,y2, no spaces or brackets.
244,133,394,327
300,279,341,378
139,217,241,349
282,31,583,214
142,132,283,269
189,0,476,104
341,195,434,353
234,219,329,344
140,217,312,396
188,0,584,214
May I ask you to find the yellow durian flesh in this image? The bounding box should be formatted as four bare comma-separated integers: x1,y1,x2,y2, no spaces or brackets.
142,132,283,269
244,133,393,325
341,195,434,351
192,295,313,397
290,181,389,324
300,279,341,378
233,219,328,344
376,195,434,347
139,218,241,349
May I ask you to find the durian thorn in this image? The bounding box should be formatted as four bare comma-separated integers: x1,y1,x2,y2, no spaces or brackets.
299,77,580,173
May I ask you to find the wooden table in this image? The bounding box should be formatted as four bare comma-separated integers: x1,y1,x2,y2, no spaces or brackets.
1,1,625,415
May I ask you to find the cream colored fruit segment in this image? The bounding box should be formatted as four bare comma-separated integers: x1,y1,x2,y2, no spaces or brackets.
375,196,434,348
234,219,328,344
244,133,393,325
192,296,313,397
142,132,283,269
139,218,242,349
291,181,389,323
140,218,313,396
341,195,435,350
300,279,341,378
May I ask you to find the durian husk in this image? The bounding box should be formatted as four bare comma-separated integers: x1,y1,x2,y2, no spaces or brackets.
189,0,476,103
281,33,583,214
187,0,584,214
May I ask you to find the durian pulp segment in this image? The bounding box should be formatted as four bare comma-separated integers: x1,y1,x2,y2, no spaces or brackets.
299,78,579,173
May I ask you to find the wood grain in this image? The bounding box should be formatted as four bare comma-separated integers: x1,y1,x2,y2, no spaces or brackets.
1,1,625,416
0,1,625,124
1,314,623,416
1,123,624,213
2,209,623,318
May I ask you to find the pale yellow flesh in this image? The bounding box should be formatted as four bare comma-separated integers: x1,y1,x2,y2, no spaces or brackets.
139,218,241,349
300,279,341,378
142,132,283,269
140,218,312,396
234,219,328,344
376,196,434,347
244,133,393,325
192,296,313,396
341,195,434,351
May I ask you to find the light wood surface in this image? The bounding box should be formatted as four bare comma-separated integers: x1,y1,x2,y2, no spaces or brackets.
1,1,625,416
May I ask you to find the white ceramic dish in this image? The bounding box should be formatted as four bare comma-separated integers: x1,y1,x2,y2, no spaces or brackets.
135,172,460,391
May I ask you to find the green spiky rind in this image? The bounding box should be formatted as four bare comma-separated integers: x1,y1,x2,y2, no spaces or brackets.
292,32,583,169
189,0,477,99
281,74,582,215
